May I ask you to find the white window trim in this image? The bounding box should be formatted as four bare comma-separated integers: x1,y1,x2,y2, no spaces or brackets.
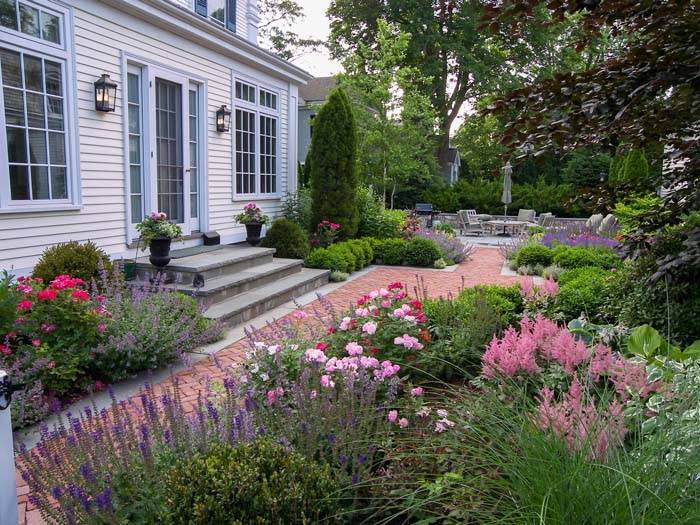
0,0,80,212
121,52,208,243
232,75,281,201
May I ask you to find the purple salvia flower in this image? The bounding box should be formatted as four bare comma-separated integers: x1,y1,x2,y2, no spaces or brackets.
328,433,336,446
352,473,359,485
51,486,62,500
358,454,367,465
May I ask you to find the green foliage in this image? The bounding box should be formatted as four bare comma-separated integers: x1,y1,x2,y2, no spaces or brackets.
346,239,373,269
422,284,523,379
309,87,359,240
372,238,408,265
403,237,443,267
329,270,349,282
261,218,310,259
614,194,670,254
620,148,649,183
32,241,112,284
164,440,341,525
555,266,613,321
433,222,456,236
356,185,406,238
282,188,313,232
452,112,506,178
608,152,623,181
625,324,700,366
561,148,611,188
328,243,356,272
304,247,347,273
515,244,554,268
552,245,620,270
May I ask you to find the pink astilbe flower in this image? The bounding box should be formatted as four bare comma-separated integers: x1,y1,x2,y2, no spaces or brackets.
534,377,627,460
539,276,559,298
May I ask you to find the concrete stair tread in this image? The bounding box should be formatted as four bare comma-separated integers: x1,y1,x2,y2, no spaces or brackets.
204,268,330,322
135,245,275,274
173,258,303,295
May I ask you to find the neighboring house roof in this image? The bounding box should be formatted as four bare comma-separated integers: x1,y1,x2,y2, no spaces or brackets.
299,76,337,105
439,146,460,168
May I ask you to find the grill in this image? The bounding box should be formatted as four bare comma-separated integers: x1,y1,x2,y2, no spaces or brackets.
414,203,440,227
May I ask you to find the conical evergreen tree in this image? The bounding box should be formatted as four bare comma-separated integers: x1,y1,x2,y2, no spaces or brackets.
621,148,649,183
309,87,359,239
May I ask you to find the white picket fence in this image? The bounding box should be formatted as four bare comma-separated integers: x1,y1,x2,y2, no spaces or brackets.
0,370,19,525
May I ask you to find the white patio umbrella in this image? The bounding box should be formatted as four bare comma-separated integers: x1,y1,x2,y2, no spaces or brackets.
502,161,513,218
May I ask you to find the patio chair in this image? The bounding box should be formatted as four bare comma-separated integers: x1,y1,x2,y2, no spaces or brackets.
457,209,484,236
516,209,536,224
537,212,554,227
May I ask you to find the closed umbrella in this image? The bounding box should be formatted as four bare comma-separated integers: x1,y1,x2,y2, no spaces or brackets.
502,161,512,218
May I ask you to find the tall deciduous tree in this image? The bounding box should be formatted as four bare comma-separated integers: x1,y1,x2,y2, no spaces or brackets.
309,88,359,239
258,0,323,60
328,0,511,161
340,20,438,208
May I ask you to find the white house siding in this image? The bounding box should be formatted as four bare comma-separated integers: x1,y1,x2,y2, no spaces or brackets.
0,0,305,273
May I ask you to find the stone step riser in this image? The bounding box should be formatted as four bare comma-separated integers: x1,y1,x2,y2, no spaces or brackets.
174,262,303,304
134,251,275,282
206,272,329,327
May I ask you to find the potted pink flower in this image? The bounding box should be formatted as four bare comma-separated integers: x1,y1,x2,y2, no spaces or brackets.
135,212,183,267
234,203,270,246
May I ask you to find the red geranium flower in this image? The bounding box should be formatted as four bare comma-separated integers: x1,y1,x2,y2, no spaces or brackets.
71,290,89,302
387,282,403,291
316,342,327,351
37,289,57,301
17,300,32,311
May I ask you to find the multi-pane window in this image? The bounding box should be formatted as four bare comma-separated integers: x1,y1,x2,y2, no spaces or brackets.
195,0,236,32
0,0,61,45
234,80,278,197
2,47,67,201
235,108,255,194
127,71,143,223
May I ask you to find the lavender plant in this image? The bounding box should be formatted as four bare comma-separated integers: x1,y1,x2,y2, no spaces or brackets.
92,268,223,383
542,231,620,250
415,229,473,263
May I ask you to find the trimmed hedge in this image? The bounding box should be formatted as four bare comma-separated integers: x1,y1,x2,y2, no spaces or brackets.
261,218,310,259
552,245,620,270
515,245,554,268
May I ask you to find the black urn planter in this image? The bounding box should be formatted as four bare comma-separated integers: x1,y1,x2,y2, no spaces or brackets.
244,222,263,246
148,236,173,268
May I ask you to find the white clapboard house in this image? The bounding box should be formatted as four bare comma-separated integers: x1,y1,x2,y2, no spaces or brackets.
0,0,309,274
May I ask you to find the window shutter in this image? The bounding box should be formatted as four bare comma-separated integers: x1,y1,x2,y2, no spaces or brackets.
194,0,207,16
226,0,236,31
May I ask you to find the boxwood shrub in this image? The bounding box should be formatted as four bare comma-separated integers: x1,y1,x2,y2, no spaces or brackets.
372,239,408,265
304,248,348,272
328,244,356,272
261,218,309,259
552,245,620,270
403,237,443,267
554,266,614,321
32,240,112,284
515,245,554,268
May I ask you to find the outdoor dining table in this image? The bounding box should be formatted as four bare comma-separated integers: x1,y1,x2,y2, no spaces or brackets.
484,220,528,236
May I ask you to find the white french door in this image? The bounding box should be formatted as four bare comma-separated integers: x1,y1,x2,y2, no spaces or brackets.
127,64,202,240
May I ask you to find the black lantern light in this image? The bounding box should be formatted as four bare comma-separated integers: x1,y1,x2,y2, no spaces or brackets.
599,170,607,183
94,74,117,112
216,105,232,132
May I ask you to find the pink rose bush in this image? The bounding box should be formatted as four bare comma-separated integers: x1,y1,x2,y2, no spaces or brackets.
479,313,662,459
311,220,341,248
1,274,112,428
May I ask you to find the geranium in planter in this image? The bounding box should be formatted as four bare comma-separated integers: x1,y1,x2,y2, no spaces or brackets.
234,202,270,246
135,212,183,268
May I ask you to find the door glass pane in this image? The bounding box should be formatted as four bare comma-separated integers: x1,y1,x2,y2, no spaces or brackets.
155,78,183,223
189,88,198,220
0,0,17,30
127,71,143,223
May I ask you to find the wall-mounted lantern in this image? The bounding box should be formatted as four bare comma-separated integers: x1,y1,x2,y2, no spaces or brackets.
216,105,232,132
94,74,117,112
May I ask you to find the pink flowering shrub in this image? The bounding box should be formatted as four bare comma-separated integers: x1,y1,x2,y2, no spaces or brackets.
311,220,341,249
324,282,430,372
519,276,560,319
479,313,662,459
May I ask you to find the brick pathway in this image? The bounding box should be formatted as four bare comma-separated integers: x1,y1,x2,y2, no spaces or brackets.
16,247,525,524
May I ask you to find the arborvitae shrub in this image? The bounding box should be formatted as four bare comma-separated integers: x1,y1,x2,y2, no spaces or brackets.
621,148,649,183
309,87,359,240
261,219,310,259
403,238,443,267
32,240,112,284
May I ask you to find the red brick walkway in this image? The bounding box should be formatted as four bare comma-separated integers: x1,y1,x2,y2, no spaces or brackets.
16,247,525,524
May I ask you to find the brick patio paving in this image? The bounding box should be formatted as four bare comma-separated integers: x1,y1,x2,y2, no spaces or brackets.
15,247,526,524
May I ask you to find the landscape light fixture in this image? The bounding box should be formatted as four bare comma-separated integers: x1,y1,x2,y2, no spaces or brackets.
94,74,117,112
